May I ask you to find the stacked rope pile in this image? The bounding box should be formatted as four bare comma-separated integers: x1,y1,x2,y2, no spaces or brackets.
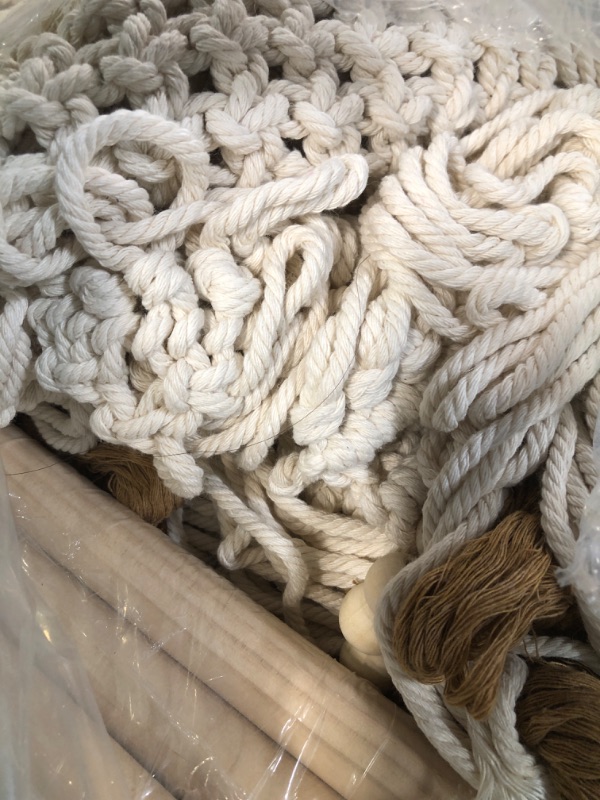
2,0,600,796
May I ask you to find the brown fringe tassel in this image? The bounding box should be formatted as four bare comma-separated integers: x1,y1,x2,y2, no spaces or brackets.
516,660,600,800
392,511,577,719
77,444,182,526
15,415,182,526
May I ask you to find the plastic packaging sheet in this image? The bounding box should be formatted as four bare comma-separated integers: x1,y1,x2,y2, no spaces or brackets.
326,0,600,47
0,0,69,51
0,2,473,798
0,425,469,799
3,0,597,798
0,460,131,800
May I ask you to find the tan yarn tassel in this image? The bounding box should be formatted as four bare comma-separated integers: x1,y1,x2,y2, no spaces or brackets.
392,511,577,719
516,660,600,800
77,445,182,526
15,416,181,526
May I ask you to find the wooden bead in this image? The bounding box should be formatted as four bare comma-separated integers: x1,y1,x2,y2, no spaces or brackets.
363,552,406,612
339,642,392,691
338,584,380,655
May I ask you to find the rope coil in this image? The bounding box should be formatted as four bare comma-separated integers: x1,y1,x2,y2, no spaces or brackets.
2,1,600,796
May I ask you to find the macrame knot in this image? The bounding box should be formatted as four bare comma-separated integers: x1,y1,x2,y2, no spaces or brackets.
69,266,136,319
3,5,600,793
190,248,262,317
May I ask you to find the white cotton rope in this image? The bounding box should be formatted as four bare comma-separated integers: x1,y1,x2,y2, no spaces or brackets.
2,0,600,796
373,95,600,799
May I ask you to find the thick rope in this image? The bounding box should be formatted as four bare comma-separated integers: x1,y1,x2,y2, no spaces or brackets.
2,1,600,796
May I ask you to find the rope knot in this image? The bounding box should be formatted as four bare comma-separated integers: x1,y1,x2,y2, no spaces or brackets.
190,247,262,317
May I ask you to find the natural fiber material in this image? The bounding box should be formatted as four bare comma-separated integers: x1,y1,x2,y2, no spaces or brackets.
2,0,600,797
516,659,600,800
14,415,181,525
77,444,182,525
392,511,575,720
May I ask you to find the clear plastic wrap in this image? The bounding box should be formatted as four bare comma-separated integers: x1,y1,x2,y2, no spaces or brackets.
326,0,600,47
0,0,70,53
3,0,597,796
0,463,130,800
0,425,469,799
0,2,471,797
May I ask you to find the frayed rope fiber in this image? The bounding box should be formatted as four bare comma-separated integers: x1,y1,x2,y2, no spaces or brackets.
391,510,578,721
2,0,600,797
516,659,600,800
77,444,183,526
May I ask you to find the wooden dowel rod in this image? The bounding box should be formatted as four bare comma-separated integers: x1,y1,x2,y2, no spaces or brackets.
0,622,173,800
0,427,471,800
113,743,175,800
22,539,339,800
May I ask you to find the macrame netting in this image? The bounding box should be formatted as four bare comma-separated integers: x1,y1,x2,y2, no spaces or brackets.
2,0,600,796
